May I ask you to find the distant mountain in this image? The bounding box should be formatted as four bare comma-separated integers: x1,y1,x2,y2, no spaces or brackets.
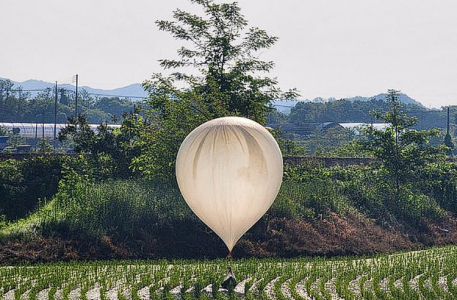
272,93,423,114
1,77,423,112
0,77,148,99
349,93,422,106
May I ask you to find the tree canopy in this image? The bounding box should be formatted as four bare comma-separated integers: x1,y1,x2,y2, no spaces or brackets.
361,90,447,193
147,0,298,124
0,79,134,124
136,0,297,180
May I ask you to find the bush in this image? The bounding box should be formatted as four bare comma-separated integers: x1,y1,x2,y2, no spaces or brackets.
45,176,193,238
1,154,455,245
334,165,446,225
388,188,446,225
0,156,66,220
272,179,352,220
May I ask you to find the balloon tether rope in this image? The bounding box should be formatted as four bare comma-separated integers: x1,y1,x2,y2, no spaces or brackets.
227,250,232,268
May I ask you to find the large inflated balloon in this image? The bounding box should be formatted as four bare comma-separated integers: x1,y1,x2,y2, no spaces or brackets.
176,117,283,252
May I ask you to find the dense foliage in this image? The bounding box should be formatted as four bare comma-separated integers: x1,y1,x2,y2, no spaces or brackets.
0,79,135,124
1,0,457,263
284,98,450,131
58,114,141,179
134,0,297,180
0,155,81,220
2,90,455,254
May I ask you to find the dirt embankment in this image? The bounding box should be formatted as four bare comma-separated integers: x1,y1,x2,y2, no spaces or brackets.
1,213,457,263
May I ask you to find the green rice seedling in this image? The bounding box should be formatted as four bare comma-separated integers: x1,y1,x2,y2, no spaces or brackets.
80,284,89,300
287,272,304,300
27,281,46,300
319,272,334,300
387,270,403,299
1,245,457,299
305,273,321,300
371,270,389,300
334,269,357,300
193,279,205,298
430,272,453,300
244,278,257,300
417,271,432,299
272,275,286,300
401,269,420,299
447,269,457,298
358,274,373,300
99,286,108,300
117,289,128,300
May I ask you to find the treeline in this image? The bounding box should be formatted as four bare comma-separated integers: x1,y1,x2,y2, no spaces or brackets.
0,79,135,124
1,91,457,259
3,76,452,131
269,98,452,131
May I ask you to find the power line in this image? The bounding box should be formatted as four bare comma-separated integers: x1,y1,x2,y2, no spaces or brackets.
9,88,146,99
10,89,46,92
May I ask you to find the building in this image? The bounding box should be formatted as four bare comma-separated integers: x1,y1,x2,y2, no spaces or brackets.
339,123,389,135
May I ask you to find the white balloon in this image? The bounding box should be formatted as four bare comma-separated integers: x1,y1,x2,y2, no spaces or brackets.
176,116,283,252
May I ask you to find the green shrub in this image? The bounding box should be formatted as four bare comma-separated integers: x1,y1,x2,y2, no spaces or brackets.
271,178,352,220
0,156,67,220
46,175,193,238
388,188,446,225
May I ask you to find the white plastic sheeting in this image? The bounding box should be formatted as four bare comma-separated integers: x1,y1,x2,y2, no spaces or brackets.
0,122,121,139
176,117,283,252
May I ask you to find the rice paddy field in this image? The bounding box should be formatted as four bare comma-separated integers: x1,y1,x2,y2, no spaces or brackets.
1,245,457,300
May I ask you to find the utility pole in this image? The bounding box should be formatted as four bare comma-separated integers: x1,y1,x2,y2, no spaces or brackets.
5,86,9,121
74,74,79,118
54,81,58,149
444,106,454,155
42,110,45,139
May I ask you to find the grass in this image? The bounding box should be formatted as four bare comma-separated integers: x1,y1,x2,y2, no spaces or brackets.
0,164,453,261
0,176,353,242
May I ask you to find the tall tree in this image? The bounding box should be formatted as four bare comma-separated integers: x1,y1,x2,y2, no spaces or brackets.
136,0,297,180
361,90,446,194
59,113,141,179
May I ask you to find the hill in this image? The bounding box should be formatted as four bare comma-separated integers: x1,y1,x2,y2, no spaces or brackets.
2,76,423,114
272,93,423,114
0,77,148,99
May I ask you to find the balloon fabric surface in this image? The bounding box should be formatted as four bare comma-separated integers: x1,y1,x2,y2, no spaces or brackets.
176,117,283,252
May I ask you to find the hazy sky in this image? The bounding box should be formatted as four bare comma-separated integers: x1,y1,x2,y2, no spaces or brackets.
1,0,456,108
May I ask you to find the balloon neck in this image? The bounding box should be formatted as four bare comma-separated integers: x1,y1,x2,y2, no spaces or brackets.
227,250,232,260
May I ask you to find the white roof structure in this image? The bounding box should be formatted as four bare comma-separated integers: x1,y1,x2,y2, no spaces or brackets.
339,123,389,134
0,122,121,139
